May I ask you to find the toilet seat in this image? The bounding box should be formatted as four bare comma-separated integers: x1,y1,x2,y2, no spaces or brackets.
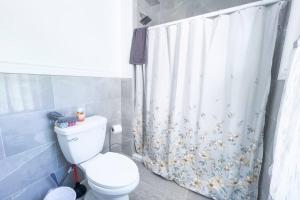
80,152,139,190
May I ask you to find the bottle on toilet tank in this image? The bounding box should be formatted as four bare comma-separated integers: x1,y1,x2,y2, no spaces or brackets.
76,108,86,122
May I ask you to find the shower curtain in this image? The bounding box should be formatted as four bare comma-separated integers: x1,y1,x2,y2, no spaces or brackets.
133,2,284,199
269,40,300,200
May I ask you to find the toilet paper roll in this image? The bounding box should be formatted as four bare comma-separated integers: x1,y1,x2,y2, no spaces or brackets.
111,124,122,134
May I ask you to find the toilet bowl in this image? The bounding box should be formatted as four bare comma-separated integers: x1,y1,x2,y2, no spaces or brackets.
54,116,140,200
80,152,139,200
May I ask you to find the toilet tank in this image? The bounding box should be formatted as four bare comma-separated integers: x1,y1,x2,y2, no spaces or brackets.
54,115,107,164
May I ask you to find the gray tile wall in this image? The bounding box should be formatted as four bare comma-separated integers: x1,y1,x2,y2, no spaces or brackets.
137,0,258,26
121,79,134,156
0,73,125,199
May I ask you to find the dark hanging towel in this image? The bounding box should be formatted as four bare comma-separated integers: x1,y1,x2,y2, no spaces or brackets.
129,27,148,65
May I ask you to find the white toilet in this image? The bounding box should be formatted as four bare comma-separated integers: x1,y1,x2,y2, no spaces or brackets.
54,115,139,200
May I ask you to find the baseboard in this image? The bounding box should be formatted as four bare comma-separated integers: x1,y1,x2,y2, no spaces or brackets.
132,153,143,162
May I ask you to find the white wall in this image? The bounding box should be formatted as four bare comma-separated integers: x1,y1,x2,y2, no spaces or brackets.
0,0,133,78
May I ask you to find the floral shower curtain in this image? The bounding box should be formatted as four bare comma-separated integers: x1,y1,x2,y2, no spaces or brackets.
133,2,284,199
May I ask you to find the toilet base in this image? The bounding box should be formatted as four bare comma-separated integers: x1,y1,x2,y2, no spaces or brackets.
84,190,129,200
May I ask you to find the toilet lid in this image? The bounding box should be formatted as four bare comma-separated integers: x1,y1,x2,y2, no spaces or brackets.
83,152,139,189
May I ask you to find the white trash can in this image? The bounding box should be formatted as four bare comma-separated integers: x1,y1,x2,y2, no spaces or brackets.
44,187,76,200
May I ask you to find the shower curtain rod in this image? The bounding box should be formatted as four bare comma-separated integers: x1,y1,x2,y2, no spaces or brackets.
148,0,284,30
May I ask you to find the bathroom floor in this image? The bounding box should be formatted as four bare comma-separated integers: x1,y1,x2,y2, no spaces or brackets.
130,161,211,200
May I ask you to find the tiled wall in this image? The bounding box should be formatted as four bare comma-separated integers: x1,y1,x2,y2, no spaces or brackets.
0,73,133,199
121,79,134,156
137,0,258,26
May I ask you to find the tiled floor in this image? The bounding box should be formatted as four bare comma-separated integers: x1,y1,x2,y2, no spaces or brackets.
130,161,211,200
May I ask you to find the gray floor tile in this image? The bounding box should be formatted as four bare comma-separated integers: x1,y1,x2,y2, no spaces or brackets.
134,161,211,200
136,162,186,198
186,191,211,200
130,181,167,200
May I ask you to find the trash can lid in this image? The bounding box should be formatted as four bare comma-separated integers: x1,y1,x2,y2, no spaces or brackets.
44,187,76,200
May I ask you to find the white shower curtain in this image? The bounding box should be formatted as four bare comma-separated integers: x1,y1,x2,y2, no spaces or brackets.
269,40,300,200
133,2,284,199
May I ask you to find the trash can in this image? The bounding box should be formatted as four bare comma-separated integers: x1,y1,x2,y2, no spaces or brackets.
44,187,76,200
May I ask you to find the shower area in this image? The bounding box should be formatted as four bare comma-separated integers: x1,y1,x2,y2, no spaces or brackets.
131,0,289,199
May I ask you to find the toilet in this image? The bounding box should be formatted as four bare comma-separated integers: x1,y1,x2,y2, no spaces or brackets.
54,115,139,200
